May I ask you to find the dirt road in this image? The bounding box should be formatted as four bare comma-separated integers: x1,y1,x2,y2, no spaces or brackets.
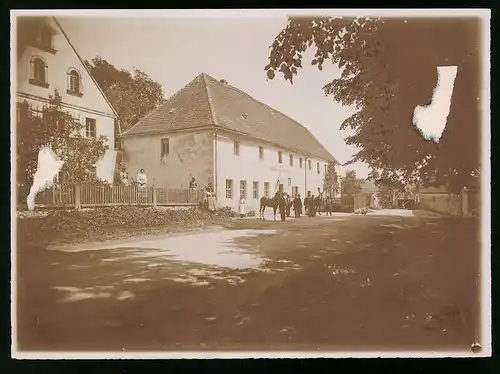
16,211,481,352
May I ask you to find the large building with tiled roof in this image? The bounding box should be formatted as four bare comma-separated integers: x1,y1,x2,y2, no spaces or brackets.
121,73,340,211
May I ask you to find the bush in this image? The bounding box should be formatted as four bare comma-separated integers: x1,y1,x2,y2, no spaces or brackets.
246,209,256,217
17,206,231,245
215,206,238,218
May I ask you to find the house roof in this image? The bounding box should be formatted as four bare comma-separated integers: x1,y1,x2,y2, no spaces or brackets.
122,73,337,162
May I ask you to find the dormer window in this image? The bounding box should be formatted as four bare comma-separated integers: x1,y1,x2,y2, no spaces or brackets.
67,69,83,97
35,26,56,53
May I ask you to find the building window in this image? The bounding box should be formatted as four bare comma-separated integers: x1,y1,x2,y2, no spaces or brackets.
240,180,247,199
308,160,312,170
56,118,65,133
226,179,233,199
234,140,240,155
299,157,303,168
259,146,264,160
279,183,284,192
264,182,270,198
85,118,96,138
317,162,320,174
67,69,82,95
325,164,328,174
29,56,49,88
278,151,282,164
161,138,169,157
289,154,294,167
252,181,259,199
36,27,53,50
292,186,299,197
288,178,291,186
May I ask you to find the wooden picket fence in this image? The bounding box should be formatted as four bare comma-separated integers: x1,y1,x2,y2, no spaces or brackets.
25,183,203,209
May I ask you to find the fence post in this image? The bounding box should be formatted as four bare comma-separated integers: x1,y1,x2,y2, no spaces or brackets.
51,185,56,205
461,188,469,217
75,183,82,209
153,185,157,208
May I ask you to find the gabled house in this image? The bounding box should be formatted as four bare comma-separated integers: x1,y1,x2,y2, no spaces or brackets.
15,16,120,183
121,73,339,211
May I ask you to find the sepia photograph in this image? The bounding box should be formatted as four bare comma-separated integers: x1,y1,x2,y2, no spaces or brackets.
11,9,490,358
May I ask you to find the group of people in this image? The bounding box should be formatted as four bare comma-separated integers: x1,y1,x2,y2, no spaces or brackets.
276,192,334,221
119,167,147,187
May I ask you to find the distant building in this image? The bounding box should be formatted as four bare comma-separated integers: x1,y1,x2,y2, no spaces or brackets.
121,73,339,211
15,16,120,183
354,179,380,210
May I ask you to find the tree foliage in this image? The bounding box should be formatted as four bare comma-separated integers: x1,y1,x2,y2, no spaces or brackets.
265,17,481,194
17,91,109,188
85,56,165,132
323,160,340,194
341,169,362,197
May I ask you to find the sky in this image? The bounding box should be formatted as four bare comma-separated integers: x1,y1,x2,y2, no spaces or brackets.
58,16,370,178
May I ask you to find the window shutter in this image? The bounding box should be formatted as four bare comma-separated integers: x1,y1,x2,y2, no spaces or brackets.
29,59,34,79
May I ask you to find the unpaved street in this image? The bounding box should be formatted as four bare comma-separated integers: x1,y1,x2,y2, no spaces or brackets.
16,211,481,352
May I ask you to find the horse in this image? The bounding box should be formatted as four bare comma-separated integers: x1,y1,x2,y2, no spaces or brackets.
259,191,283,220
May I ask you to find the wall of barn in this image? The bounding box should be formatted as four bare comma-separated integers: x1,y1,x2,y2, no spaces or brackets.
121,130,214,189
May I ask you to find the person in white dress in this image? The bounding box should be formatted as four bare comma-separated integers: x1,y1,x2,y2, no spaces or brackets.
120,167,129,186
136,169,147,187
238,197,246,218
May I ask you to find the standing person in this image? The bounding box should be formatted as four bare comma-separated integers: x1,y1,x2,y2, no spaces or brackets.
285,194,292,217
206,184,216,213
326,196,333,216
278,192,286,221
317,191,323,216
189,177,198,202
120,167,129,186
304,195,310,216
136,169,147,187
293,194,303,218
309,194,317,217
238,196,246,218
136,168,148,203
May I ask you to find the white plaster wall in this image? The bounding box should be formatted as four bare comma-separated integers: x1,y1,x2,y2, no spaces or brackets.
215,132,330,212
16,17,115,117
16,17,117,183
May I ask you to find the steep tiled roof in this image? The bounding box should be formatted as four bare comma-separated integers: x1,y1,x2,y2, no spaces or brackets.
122,73,337,162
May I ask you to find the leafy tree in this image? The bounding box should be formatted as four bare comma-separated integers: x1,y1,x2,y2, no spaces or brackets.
265,17,480,194
341,169,362,198
85,56,165,132
17,91,109,194
323,160,340,196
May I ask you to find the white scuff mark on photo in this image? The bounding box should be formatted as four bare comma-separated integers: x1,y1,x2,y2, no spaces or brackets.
27,146,64,211
95,149,117,183
412,66,458,143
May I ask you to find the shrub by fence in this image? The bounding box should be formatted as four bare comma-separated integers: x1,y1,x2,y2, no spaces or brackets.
24,183,203,209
